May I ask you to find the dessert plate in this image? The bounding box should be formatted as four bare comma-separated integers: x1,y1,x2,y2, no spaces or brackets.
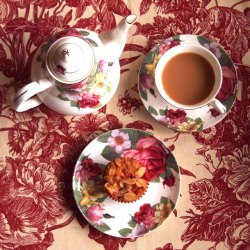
73,128,180,238
138,35,238,132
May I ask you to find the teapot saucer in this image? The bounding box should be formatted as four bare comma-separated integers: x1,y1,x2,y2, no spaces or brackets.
138,34,238,132
31,29,120,116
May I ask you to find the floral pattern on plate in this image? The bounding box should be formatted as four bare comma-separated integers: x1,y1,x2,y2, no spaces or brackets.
73,128,180,238
139,35,238,132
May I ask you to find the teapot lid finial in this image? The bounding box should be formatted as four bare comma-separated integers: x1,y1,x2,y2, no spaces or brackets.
46,36,95,84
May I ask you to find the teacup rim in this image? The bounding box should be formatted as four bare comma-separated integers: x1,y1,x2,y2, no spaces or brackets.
154,44,223,110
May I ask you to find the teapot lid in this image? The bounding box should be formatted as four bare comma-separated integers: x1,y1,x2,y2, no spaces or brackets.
46,36,95,84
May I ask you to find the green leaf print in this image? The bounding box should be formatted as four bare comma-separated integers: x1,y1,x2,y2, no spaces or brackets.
197,36,232,66
58,94,70,101
124,129,148,147
151,177,160,183
160,197,175,210
118,228,132,237
170,199,175,209
36,54,42,62
197,36,210,46
222,95,236,111
167,153,179,173
160,196,169,205
97,131,112,143
194,117,202,124
40,41,53,53
106,85,112,93
148,105,158,115
139,78,148,101
143,50,156,65
149,88,156,97
74,188,83,204
85,38,98,47
172,35,181,41
161,164,175,180
78,154,89,162
79,30,90,36
194,117,203,131
94,222,111,232
96,196,108,203
101,145,120,161
159,109,167,116
128,219,136,228
70,100,78,107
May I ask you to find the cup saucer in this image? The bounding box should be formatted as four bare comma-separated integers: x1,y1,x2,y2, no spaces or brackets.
138,34,238,132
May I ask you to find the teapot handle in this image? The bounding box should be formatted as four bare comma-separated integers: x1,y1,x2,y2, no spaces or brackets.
13,79,53,112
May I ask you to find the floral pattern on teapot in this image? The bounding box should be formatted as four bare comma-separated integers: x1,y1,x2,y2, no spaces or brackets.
36,29,112,110
56,60,112,109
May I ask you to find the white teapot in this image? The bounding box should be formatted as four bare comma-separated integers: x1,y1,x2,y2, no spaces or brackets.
13,15,137,115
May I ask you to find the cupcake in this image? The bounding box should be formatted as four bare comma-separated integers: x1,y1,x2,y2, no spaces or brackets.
103,157,148,203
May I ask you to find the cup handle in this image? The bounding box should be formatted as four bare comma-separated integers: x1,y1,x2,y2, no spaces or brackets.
208,99,227,114
13,79,53,112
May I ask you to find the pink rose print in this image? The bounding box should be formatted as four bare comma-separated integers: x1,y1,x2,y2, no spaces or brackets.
58,89,82,101
78,92,100,108
222,145,250,205
86,205,105,225
163,175,175,187
76,158,102,181
217,66,236,102
122,136,167,181
159,39,180,55
134,204,155,229
225,217,250,250
203,42,222,59
69,78,88,90
55,65,65,75
208,108,221,118
128,223,148,237
99,60,108,74
141,73,155,91
165,109,187,126
107,129,131,153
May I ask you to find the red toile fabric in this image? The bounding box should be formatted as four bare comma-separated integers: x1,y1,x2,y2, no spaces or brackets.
0,1,249,249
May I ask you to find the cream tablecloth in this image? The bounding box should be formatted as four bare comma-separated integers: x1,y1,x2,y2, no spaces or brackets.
0,0,249,249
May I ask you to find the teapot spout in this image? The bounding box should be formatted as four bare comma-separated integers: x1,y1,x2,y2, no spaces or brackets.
98,15,137,62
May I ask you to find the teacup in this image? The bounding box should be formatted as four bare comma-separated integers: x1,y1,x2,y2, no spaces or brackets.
155,44,226,113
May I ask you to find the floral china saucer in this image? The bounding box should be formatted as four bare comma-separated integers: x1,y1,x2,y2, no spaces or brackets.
139,35,238,132
73,128,180,238
31,29,120,116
